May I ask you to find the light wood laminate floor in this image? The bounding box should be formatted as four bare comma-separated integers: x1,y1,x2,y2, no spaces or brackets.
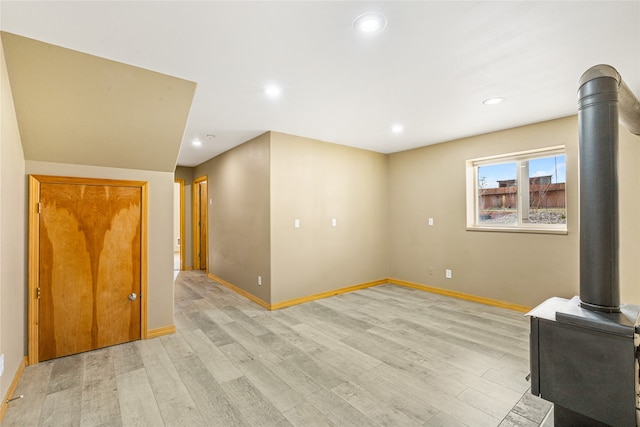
2,271,552,426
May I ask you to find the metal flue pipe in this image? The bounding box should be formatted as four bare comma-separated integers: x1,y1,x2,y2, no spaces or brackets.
578,64,640,313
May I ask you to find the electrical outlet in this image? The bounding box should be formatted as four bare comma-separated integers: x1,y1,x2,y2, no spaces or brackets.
428,217,434,226
445,269,452,279
258,276,262,286
427,266,433,275
0,353,4,377
294,219,300,228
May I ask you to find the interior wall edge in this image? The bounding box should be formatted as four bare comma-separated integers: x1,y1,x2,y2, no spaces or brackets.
387,278,532,313
205,272,531,314
146,325,176,339
0,39,27,407
0,356,27,423
207,273,270,310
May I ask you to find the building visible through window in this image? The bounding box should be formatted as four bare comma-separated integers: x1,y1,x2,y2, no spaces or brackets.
467,147,566,233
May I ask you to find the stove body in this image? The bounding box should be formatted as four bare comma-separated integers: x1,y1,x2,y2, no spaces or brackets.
529,297,640,426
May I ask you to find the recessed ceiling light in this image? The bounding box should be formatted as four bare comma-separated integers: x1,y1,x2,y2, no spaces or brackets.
391,124,404,134
192,140,202,147
482,97,505,105
265,85,282,98
353,12,387,33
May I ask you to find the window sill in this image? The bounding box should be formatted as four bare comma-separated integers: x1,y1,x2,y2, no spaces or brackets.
466,226,568,235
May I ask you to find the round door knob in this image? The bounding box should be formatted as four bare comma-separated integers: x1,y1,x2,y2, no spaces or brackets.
128,293,137,301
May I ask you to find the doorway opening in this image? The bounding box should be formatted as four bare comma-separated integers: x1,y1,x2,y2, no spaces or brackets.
174,179,185,274
193,176,208,271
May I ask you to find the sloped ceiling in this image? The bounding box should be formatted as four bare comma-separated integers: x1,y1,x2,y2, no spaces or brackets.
1,31,196,172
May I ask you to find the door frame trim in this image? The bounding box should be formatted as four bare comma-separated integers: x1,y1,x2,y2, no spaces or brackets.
28,175,149,365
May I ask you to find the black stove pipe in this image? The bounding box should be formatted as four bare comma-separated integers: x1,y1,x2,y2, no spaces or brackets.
578,64,640,313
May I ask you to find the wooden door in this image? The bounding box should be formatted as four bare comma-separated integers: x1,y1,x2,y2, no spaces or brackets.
198,180,208,271
192,176,208,271
37,180,142,361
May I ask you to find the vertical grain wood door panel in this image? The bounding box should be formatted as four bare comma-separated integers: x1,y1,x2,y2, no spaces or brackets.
199,180,208,271
38,182,141,361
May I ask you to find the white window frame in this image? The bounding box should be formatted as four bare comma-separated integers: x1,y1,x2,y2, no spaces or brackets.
466,145,567,234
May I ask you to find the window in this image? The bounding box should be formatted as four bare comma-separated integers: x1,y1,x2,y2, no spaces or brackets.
466,146,567,233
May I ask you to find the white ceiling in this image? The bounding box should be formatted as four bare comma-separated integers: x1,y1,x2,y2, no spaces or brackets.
1,1,639,167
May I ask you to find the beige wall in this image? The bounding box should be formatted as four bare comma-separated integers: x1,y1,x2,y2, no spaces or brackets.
388,115,640,307
270,132,388,303
195,133,271,303
618,125,640,304
193,131,388,305
174,166,194,183
0,41,27,401
25,161,176,330
192,119,640,309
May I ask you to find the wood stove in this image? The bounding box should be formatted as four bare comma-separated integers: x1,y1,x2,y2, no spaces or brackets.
528,65,640,426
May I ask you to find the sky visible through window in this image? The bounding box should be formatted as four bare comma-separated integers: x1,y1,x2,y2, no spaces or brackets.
478,155,566,189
